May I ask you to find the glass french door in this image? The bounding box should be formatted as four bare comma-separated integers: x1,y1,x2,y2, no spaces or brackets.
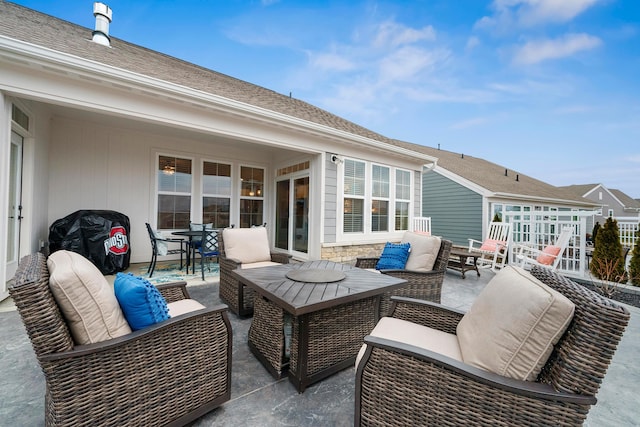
275,175,309,255
6,131,23,284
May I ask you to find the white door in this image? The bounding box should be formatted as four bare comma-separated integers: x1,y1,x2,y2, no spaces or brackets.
4,131,23,296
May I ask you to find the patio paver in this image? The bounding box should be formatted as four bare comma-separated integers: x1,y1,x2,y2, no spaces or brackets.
0,268,636,426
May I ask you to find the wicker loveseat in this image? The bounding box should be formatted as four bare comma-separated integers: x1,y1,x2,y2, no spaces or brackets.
218,226,290,316
355,234,452,317
9,252,232,427
355,265,630,426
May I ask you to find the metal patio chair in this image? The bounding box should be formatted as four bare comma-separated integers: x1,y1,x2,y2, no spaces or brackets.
145,222,188,277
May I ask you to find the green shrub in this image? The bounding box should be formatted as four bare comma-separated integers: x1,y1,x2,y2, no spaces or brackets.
590,217,626,283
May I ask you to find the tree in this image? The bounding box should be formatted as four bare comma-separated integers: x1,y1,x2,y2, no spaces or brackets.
629,227,640,286
592,222,601,244
590,217,626,283
492,212,501,222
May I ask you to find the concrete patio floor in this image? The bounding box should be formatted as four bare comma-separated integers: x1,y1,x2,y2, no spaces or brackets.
1,267,637,426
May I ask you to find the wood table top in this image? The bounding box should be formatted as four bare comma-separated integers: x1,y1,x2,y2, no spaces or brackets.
231,260,407,316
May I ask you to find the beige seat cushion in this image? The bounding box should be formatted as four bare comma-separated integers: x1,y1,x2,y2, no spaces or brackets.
401,231,442,271
241,261,283,270
167,299,206,317
356,316,462,368
223,227,272,264
47,250,131,344
456,266,575,381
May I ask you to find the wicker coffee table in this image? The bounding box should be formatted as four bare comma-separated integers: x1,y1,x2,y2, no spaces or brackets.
231,260,406,392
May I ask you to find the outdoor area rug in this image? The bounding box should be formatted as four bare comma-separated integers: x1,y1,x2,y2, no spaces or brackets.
137,261,220,285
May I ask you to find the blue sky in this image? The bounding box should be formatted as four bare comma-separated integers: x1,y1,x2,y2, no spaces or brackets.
12,0,640,197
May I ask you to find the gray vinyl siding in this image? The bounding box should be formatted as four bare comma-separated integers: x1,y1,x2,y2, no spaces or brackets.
422,171,483,246
324,155,338,243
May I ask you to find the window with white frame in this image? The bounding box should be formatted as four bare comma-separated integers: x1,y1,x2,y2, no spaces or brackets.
343,159,365,233
371,165,389,232
342,159,411,234
240,166,264,228
157,155,192,229
203,161,231,228
395,169,411,231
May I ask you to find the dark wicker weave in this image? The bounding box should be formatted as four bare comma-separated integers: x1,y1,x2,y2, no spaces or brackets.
9,253,232,427
355,265,630,426
355,239,452,316
250,294,379,392
218,231,290,316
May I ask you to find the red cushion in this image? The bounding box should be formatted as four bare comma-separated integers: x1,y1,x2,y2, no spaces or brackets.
479,239,504,252
536,245,561,265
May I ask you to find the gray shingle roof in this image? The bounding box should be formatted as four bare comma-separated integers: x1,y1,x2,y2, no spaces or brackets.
390,141,596,205
0,1,393,145
610,189,640,210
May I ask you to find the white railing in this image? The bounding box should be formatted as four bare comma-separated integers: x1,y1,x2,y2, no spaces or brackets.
412,217,432,234
504,211,592,278
616,217,639,249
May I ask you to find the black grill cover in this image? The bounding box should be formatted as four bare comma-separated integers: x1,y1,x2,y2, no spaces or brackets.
49,210,131,275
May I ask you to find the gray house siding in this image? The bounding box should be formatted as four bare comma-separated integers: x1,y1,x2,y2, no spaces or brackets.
324,155,338,243
422,171,482,246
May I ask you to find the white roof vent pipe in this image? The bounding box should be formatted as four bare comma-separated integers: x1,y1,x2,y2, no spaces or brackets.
92,2,113,46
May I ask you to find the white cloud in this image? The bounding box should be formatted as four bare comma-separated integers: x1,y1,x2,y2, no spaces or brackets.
516,0,601,26
466,36,481,51
378,47,448,83
512,33,602,65
308,52,355,72
476,0,603,29
373,21,436,48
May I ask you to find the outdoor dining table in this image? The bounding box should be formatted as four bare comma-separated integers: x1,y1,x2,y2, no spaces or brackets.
231,260,407,392
171,229,219,274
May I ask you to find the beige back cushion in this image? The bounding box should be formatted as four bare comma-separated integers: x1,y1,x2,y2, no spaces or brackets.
456,266,574,381
401,232,442,271
47,250,132,344
223,227,272,264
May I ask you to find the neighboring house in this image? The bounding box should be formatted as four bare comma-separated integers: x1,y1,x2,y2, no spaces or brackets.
560,184,640,223
561,183,640,249
0,2,440,299
388,144,600,247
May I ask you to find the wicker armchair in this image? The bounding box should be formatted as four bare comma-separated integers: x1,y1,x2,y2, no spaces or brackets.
9,253,232,427
355,265,630,426
218,227,290,316
355,238,452,317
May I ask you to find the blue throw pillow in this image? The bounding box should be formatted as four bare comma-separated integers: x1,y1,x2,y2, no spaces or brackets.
376,242,411,270
114,273,170,331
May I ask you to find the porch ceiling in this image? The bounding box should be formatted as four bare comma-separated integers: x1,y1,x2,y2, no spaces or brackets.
38,101,310,157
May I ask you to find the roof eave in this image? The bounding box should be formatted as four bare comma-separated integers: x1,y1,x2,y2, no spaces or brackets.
491,192,600,207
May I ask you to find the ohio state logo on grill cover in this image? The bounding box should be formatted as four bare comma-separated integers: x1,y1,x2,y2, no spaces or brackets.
104,226,129,255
